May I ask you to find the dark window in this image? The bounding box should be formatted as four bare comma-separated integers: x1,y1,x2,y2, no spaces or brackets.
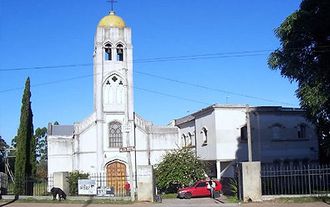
187,132,192,146
196,182,207,188
201,127,208,146
109,121,122,148
116,44,124,61
240,125,247,141
297,124,306,139
104,43,112,60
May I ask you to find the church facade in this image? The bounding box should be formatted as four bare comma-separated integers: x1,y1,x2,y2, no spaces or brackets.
47,11,179,196
48,10,319,197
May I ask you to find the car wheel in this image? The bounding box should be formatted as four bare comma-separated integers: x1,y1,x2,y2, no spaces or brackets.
184,192,192,199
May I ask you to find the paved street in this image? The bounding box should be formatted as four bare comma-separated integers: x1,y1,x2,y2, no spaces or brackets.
0,198,329,207
0,198,237,207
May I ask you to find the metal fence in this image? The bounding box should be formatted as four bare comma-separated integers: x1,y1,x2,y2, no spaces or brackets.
261,164,330,195
6,177,52,196
89,173,131,197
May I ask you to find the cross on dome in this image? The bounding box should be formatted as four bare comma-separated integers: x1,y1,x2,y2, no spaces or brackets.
107,0,117,11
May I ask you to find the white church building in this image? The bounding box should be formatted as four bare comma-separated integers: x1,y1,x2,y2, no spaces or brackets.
48,10,319,197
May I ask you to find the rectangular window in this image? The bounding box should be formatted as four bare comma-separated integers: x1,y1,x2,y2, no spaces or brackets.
240,125,247,141
297,125,306,139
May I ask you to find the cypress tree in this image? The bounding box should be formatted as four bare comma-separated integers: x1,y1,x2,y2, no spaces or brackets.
14,77,35,195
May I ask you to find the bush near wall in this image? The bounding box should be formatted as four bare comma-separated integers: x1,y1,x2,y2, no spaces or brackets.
67,171,89,196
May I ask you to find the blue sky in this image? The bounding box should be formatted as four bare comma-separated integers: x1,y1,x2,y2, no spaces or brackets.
0,0,302,144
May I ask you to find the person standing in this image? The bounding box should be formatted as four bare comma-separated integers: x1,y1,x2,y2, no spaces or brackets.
207,179,214,198
211,179,216,198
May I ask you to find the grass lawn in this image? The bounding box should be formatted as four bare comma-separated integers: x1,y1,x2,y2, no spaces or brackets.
0,197,133,205
160,193,178,199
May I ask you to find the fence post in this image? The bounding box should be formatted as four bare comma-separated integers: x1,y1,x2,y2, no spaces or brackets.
241,162,262,202
236,163,243,201
308,165,311,195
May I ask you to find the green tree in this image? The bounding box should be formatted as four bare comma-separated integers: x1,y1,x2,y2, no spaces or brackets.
34,127,48,179
154,148,205,193
35,127,47,162
268,0,330,162
14,77,35,195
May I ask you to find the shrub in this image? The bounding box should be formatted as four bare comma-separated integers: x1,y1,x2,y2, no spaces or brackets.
154,148,205,193
67,171,89,195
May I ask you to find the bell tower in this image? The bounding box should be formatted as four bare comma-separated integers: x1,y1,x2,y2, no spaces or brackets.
93,10,134,172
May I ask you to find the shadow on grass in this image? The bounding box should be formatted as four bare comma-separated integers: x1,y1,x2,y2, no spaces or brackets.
0,195,19,207
322,197,330,205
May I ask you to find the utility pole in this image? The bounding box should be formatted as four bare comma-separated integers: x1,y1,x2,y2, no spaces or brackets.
246,105,252,162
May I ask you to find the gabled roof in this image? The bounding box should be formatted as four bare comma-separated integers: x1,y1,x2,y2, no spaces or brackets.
48,124,74,136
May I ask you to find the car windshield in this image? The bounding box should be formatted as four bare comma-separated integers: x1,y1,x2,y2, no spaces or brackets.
188,181,198,187
189,181,199,187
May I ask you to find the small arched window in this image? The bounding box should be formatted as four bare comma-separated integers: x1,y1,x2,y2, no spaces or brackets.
201,127,208,146
109,121,122,148
116,44,124,61
187,132,193,146
104,43,112,60
181,134,186,147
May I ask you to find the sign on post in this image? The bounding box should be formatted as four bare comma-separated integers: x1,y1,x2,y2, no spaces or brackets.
119,146,135,152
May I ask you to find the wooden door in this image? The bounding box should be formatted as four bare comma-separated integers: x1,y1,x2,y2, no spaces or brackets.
106,162,126,195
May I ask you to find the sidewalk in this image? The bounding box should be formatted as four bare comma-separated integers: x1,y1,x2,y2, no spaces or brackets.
242,201,330,207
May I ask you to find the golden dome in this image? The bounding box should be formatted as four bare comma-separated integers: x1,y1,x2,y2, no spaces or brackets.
98,11,126,28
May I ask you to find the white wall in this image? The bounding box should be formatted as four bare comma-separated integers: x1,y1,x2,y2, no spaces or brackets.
195,110,216,160
48,136,73,175
214,107,247,161
78,125,97,152
149,126,179,165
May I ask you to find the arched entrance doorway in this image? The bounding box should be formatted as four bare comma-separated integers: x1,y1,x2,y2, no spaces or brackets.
106,161,127,196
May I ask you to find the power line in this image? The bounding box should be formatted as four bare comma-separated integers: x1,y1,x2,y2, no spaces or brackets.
0,74,93,93
134,87,211,106
0,47,310,105
134,50,270,63
0,63,92,72
0,68,296,106
135,71,296,106
0,49,282,72
1,46,329,72
0,72,211,106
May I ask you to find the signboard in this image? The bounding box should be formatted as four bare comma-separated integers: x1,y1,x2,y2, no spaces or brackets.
78,179,97,195
119,146,135,152
97,186,115,197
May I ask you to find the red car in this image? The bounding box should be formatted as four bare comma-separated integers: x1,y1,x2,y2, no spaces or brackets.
177,180,222,199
